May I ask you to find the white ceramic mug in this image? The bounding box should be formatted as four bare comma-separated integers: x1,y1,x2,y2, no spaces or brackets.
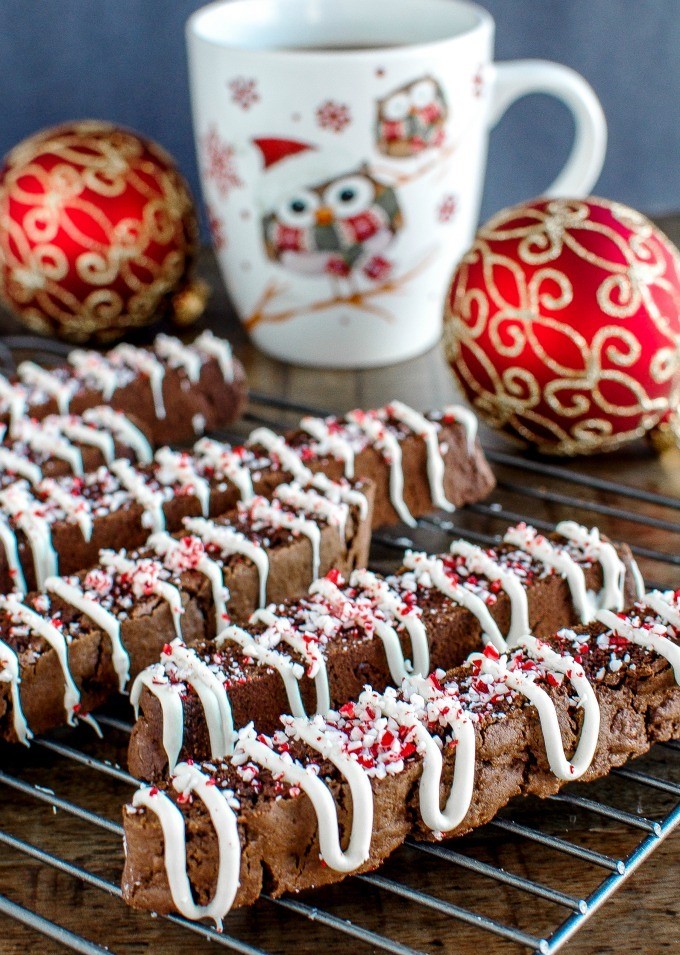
187,0,606,368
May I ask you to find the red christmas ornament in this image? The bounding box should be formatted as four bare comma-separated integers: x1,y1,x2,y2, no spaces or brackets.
443,197,680,455
0,120,206,343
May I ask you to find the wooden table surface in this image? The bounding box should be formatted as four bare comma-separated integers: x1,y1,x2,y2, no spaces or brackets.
0,217,678,955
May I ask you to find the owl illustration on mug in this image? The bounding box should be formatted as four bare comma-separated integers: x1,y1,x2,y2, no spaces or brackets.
375,75,448,157
254,137,403,286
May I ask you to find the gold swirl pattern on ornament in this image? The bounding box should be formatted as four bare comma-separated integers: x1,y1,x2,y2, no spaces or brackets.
445,198,680,454
0,122,194,337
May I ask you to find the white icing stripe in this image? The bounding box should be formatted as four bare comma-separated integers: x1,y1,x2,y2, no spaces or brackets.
556,521,627,612
155,334,202,382
250,609,331,715
132,762,240,929
0,596,81,725
193,330,234,382
388,400,454,513
644,590,680,629
274,483,349,542
403,551,506,652
56,418,116,466
155,448,211,517
149,530,231,629
0,447,42,485
473,637,600,780
111,459,167,533
183,518,268,611
38,478,93,542
349,568,430,676
248,497,321,581
0,376,27,433
12,419,83,475
111,344,166,419
193,438,254,503
0,638,32,745
68,350,118,401
449,540,530,648
309,577,412,683
239,718,374,873
99,551,184,639
441,404,478,455
17,362,76,415
596,609,680,683
309,472,368,520
630,559,646,601
82,407,153,464
217,624,307,717
299,416,355,478
0,482,58,587
248,427,313,483
0,514,26,592
503,525,595,624
345,410,414,527
131,667,186,772
45,576,129,692
365,684,475,833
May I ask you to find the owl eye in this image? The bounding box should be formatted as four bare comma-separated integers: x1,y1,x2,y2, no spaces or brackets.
410,79,438,108
322,175,376,219
382,92,410,121
277,190,319,227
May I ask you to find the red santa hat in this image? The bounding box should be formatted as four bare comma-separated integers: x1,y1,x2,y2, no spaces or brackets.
253,136,357,211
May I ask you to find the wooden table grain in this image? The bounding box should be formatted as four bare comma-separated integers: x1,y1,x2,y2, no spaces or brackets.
0,217,678,955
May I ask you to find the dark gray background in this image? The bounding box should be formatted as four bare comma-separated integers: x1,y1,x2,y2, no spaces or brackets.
1,0,678,231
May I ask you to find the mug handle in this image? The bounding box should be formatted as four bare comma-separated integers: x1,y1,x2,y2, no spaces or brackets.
488,60,607,197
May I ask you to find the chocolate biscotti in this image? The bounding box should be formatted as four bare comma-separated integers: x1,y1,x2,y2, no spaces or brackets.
121,588,680,924
0,331,247,446
127,521,642,780
0,476,373,743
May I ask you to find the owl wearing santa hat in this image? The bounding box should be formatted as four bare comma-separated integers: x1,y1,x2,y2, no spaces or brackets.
376,75,448,157
254,138,403,283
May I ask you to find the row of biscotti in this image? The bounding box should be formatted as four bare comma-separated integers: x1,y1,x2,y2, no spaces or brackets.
0,475,373,744
0,401,494,592
121,587,680,925
127,520,643,780
0,406,154,486
0,331,247,446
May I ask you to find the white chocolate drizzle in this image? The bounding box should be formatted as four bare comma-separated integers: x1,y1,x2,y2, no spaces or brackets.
309,472,368,520
0,482,57,587
556,521,627,612
0,514,26,592
503,525,594,624
449,540,530,648
403,551,506,652
387,400,455,513
132,762,240,929
274,482,349,542
596,608,680,683
183,517,268,611
240,717,373,872
12,419,84,475
644,590,680,630
110,344,166,419
154,448,211,517
248,427,313,483
38,478,93,542
0,376,27,433
0,638,31,745
0,595,81,725
68,350,119,401
99,551,184,639
441,404,478,455
0,447,42,486
349,568,430,676
44,575,129,692
81,407,154,463
193,438,254,503
17,362,76,415
155,334,202,382
193,330,234,382
247,497,321,581
110,459,167,533
345,410,414,527
299,416,355,478
149,530,230,628
217,624,306,716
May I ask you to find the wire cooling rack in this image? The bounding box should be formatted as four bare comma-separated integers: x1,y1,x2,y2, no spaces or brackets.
0,384,679,955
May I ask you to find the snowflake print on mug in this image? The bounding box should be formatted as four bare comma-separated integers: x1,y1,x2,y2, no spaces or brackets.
206,204,227,251
316,100,352,133
228,77,260,110
202,126,243,198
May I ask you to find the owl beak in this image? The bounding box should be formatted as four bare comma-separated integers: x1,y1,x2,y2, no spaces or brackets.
315,206,335,226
